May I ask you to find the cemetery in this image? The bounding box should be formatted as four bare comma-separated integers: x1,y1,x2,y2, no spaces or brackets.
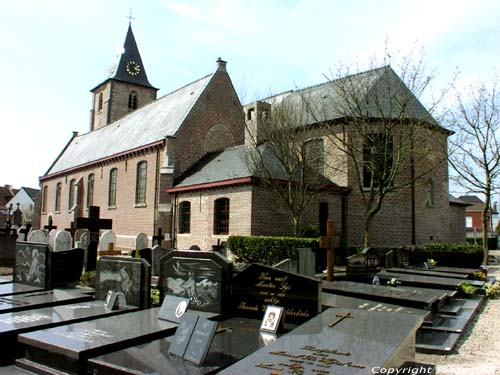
0,209,497,374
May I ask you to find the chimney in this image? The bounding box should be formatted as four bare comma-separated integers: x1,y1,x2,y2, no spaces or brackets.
216,57,227,72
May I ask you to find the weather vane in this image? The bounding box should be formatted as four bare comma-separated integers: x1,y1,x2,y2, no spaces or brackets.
126,9,135,25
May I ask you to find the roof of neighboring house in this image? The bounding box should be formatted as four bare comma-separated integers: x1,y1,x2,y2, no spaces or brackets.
449,194,471,206
170,144,348,193
458,195,497,212
21,187,40,200
254,66,446,132
44,73,214,177
0,185,17,208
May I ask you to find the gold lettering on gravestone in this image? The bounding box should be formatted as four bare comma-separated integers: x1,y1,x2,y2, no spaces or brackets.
238,302,259,311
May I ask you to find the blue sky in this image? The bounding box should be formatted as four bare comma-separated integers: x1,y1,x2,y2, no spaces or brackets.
2,0,499,195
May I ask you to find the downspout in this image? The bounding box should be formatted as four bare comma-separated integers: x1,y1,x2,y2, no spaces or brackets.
153,147,160,242
172,193,178,249
410,137,416,245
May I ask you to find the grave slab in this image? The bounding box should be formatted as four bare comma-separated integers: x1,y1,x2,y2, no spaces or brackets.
409,265,479,275
0,283,44,298
0,301,137,365
376,272,484,290
17,307,178,374
322,281,446,310
219,307,423,374
88,317,276,375
416,329,461,354
386,267,469,279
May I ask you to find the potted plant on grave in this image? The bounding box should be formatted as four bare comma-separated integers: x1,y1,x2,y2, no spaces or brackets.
424,258,437,269
386,278,401,287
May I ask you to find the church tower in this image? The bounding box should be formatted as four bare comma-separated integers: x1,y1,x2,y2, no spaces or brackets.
89,23,158,131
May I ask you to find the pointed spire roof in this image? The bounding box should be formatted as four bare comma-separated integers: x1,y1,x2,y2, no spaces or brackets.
112,24,156,89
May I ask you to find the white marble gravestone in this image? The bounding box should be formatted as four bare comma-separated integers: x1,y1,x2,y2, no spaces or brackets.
75,229,89,250
48,230,58,251
54,231,73,252
135,233,148,250
99,230,116,251
27,230,48,244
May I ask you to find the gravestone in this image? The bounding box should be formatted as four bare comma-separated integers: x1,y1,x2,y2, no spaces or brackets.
48,248,85,288
75,230,90,268
231,263,321,325
76,206,112,271
273,258,297,273
131,248,152,267
99,230,117,252
53,230,73,252
135,232,149,250
151,245,169,276
346,247,379,280
385,249,395,269
13,242,49,288
27,230,47,245
74,228,89,246
297,248,315,277
95,256,151,309
395,247,411,267
18,224,31,242
159,250,232,316
0,231,16,267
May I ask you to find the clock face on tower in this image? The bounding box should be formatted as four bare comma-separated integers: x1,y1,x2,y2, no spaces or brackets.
126,61,141,76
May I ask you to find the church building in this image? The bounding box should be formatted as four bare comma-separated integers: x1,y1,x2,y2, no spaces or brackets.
39,24,467,251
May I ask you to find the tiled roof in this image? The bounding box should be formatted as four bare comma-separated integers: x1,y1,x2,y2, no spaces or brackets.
45,74,214,176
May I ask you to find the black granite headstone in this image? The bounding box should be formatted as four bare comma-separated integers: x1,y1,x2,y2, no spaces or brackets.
159,250,232,316
231,263,321,325
13,242,49,288
95,256,151,309
131,248,152,267
48,248,84,288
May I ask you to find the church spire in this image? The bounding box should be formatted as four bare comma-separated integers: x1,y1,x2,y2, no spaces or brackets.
113,24,155,89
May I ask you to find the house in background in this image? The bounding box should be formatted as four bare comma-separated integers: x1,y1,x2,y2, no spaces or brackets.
5,187,40,226
459,195,498,246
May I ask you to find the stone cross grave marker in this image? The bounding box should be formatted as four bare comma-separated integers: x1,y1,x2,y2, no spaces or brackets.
76,206,112,271
43,217,57,233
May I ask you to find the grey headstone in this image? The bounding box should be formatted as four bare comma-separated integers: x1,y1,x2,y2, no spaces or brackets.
47,230,58,251
273,258,297,273
27,230,48,245
99,230,116,251
75,229,89,244
135,233,148,250
151,245,169,276
298,248,315,277
54,231,73,252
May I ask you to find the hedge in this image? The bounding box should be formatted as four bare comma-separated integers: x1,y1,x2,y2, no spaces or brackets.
227,235,319,266
409,243,484,268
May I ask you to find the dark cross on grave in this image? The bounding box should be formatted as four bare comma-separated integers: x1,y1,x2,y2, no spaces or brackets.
76,206,112,272
152,227,164,246
43,216,57,233
19,223,32,241
65,221,77,247
328,311,353,328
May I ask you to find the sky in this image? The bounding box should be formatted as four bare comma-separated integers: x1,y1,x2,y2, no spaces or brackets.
1,0,499,197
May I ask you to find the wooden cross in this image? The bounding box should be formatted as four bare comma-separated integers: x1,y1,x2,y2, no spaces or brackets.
76,206,112,272
152,227,165,246
43,217,57,233
328,312,353,328
65,221,77,247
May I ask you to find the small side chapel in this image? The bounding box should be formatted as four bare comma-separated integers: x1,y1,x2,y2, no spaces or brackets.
40,24,246,251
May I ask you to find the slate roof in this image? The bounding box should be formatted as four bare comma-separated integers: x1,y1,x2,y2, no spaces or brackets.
45,74,214,176
257,66,442,130
22,187,40,200
449,194,470,206
458,195,491,212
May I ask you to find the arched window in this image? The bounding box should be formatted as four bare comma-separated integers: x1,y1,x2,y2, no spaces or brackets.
214,198,230,235
135,161,147,205
55,183,62,212
86,174,94,208
178,201,191,234
68,179,75,210
305,138,325,175
108,168,118,207
128,91,138,111
427,178,435,207
97,93,103,112
42,186,48,213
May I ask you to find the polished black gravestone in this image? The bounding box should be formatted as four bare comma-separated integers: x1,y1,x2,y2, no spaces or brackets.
159,250,232,316
47,248,84,288
88,317,282,375
12,242,49,289
131,248,152,267
231,263,321,325
16,308,178,374
322,281,448,310
220,307,423,374
377,271,484,290
386,267,469,280
95,256,151,309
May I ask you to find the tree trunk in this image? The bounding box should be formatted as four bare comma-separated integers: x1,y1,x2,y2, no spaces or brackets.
482,203,490,265
363,219,371,248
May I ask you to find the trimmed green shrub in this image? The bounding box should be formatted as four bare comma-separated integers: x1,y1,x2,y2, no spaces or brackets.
409,244,484,268
227,235,319,266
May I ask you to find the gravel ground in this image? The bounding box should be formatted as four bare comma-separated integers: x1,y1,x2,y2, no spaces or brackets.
416,264,500,375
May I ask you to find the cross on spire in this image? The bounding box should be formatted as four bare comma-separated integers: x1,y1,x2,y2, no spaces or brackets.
126,9,135,25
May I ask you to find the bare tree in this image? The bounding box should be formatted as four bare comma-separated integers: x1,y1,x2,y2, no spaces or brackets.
448,76,500,264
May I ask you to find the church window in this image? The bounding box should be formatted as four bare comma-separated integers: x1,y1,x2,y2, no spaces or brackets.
86,174,94,209
305,138,325,175
97,93,103,112
214,198,230,235
247,107,255,120
128,91,138,111
108,168,118,207
42,186,48,214
135,161,147,205
68,179,75,210
363,133,393,189
55,183,62,212
426,178,435,207
178,201,191,234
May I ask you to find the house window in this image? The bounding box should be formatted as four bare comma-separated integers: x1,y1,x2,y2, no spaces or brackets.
68,179,75,210
108,168,118,207
55,183,62,212
305,138,325,175
178,201,191,234
42,186,48,213
247,107,255,120
86,174,94,208
426,178,435,207
363,133,393,189
97,93,103,112
135,161,147,205
214,198,230,235
128,91,138,111
466,216,473,228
